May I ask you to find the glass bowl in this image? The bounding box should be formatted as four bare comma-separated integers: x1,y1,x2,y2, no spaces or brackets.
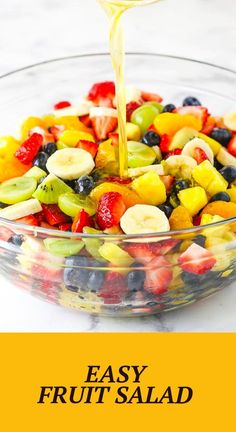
0,53,236,317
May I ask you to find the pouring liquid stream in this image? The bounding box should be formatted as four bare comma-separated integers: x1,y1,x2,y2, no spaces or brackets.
98,0,160,178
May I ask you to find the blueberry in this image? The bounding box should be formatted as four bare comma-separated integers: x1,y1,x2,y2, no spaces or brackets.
183,96,201,106
219,166,236,183
173,180,190,194
87,271,105,292
33,152,49,171
193,235,206,248
91,170,101,182
64,256,90,291
74,176,94,195
210,192,230,203
7,234,24,247
44,142,57,156
163,104,176,113
158,204,173,218
181,271,202,286
142,131,161,147
127,270,145,292
0,202,7,209
209,128,232,147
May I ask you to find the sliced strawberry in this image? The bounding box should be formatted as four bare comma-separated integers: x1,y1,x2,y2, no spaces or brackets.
91,114,118,141
48,125,64,141
150,238,180,256
194,147,209,164
54,101,71,110
160,175,175,194
228,135,236,157
42,204,70,226
108,132,119,147
80,114,92,128
87,81,115,107
177,106,209,126
141,91,163,103
144,256,173,295
59,223,72,232
160,134,171,153
193,215,201,226
126,101,141,121
105,176,132,185
125,243,156,265
164,148,182,159
77,140,98,158
96,192,126,230
16,215,39,226
15,133,43,165
99,271,127,304
178,243,216,275
34,211,45,223
201,116,216,135
72,209,94,233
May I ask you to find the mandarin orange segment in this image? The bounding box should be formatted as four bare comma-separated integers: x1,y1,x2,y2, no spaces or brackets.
201,201,236,219
169,206,193,230
154,113,202,136
90,182,143,208
55,116,93,134
0,136,32,182
20,117,46,141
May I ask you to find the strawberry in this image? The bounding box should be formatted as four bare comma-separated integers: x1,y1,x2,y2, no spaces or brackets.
125,243,156,265
144,256,173,294
87,81,115,107
201,116,216,135
148,124,158,132
77,140,98,158
59,223,72,232
126,101,141,121
54,101,71,110
105,176,132,185
164,149,182,159
72,209,94,233
99,271,127,304
160,134,170,153
91,115,118,141
96,192,126,230
160,175,175,194
194,147,209,164
193,215,201,226
227,135,236,157
42,204,70,226
141,90,163,103
150,239,180,256
16,215,39,226
178,243,216,275
108,132,119,147
80,114,92,128
176,106,209,126
15,133,43,165
48,125,64,141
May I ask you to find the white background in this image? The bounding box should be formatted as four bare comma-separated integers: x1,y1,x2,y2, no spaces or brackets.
0,0,236,332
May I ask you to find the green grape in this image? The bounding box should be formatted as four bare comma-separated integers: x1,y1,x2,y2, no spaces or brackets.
131,104,159,134
58,193,96,217
144,101,164,113
128,141,157,168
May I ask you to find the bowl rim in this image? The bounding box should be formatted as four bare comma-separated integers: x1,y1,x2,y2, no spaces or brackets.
1,52,236,240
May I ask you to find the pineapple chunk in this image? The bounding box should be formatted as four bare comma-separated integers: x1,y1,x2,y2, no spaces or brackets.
198,133,221,156
178,186,208,216
227,188,236,203
132,171,166,206
99,243,134,267
201,214,229,237
192,160,228,196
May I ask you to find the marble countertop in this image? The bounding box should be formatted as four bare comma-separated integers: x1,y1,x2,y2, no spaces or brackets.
0,0,236,332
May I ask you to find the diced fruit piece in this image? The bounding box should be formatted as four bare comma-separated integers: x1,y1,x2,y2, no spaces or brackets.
169,127,198,150
95,138,117,169
144,256,172,294
15,133,43,165
132,171,166,205
127,141,156,168
82,227,103,259
0,177,37,204
198,132,221,155
178,186,208,216
41,204,70,226
228,135,236,157
0,198,42,221
76,140,98,158
126,122,141,141
59,130,95,147
160,134,170,153
224,111,236,132
154,113,202,136
72,209,93,233
54,101,71,110
120,204,170,235
44,238,84,257
87,81,115,107
46,148,95,180
131,104,159,134
16,215,39,226
99,243,134,266
125,243,156,264
176,106,208,125
178,243,216,275
169,206,193,230
192,160,228,196
24,166,47,181
20,117,46,141
227,188,236,203
201,116,216,135
201,201,236,219
53,116,91,133
0,136,32,181
104,176,131,185
200,214,228,239
160,175,175,194
53,102,95,118
90,107,118,140
58,193,96,218
128,164,164,178
217,147,236,167
182,137,214,164
141,90,163,103
163,155,197,179
33,174,73,204
59,223,72,231
96,192,126,229
90,182,142,208
209,128,232,146
99,271,127,304
80,114,91,128
126,101,141,122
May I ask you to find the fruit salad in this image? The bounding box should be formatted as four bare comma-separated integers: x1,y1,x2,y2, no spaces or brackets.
1,81,236,314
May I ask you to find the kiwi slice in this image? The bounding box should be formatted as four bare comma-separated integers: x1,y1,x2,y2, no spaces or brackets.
44,238,84,257
24,166,47,182
0,177,37,204
82,227,103,259
58,193,97,217
33,173,73,204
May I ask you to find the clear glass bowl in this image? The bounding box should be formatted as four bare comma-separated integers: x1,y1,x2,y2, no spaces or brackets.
0,53,236,317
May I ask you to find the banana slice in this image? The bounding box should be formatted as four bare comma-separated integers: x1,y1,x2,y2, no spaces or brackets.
90,107,118,118
0,198,42,221
113,85,142,107
53,100,94,117
217,147,236,167
223,111,236,131
128,164,164,178
164,155,197,179
182,137,214,164
120,204,170,235
46,148,95,180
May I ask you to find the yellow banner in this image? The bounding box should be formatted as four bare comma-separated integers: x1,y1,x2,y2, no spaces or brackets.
0,333,235,431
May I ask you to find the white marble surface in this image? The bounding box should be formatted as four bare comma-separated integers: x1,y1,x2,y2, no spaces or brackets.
0,0,236,332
